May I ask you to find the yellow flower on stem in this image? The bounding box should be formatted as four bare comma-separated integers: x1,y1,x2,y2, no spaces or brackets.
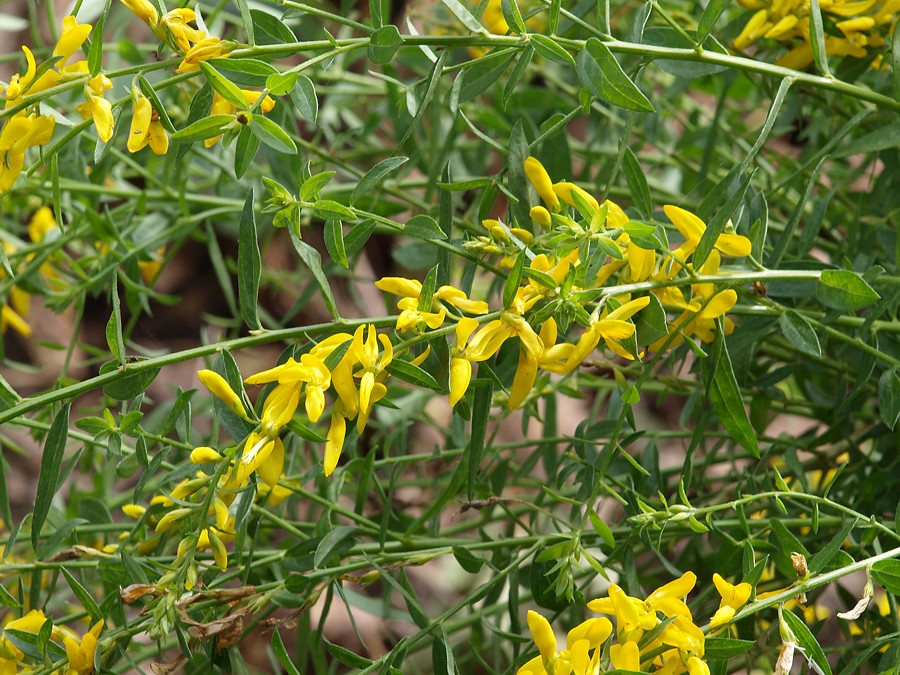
177,36,231,73
120,0,160,29
663,205,752,266
161,8,206,52
63,619,103,675
324,402,348,476
204,90,276,147
449,317,480,406
55,16,93,62
709,573,752,628
610,640,641,671
349,324,393,432
0,112,56,193
128,90,168,154
524,157,560,212
198,369,249,420
375,277,488,332
77,74,115,143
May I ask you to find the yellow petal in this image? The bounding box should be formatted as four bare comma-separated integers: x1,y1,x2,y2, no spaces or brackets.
526,610,556,661
524,157,560,211
715,232,752,257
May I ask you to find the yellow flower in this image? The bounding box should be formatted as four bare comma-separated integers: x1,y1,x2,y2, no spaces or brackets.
349,324,393,432
120,0,160,28
177,36,231,73
663,205,752,265
710,573,752,628
190,446,224,464
198,369,249,420
524,156,560,212
63,619,103,674
55,16,93,62
161,8,206,52
526,610,557,662
0,112,56,193
121,504,146,518
77,74,114,143
127,90,168,155
324,404,348,476
449,318,480,406
609,640,641,670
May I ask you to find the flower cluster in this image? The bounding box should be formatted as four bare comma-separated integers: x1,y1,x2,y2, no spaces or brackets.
0,16,95,191
0,609,103,674
734,0,900,69
520,572,752,674
120,1,232,73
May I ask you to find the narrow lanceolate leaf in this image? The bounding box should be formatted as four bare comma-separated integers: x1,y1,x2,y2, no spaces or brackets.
698,0,731,42
779,310,821,357
807,0,831,76
816,270,880,311
234,126,260,178
138,76,175,133
706,337,759,458
33,404,71,551
441,0,484,32
781,609,832,675
106,278,125,365
879,369,900,430
235,0,255,45
87,0,109,77
467,374,494,499
288,227,340,320
576,39,655,113
238,191,262,331
271,630,302,675
171,115,234,143
323,220,348,268
313,199,355,221
500,0,526,34
350,157,408,206
622,147,651,218
291,75,318,123
530,34,575,66
200,61,249,108
249,114,298,154
386,360,441,390
61,568,102,623
432,626,459,675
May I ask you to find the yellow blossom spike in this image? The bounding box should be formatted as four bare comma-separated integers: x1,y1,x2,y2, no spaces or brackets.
530,205,552,229
190,446,224,464
524,157,560,212
609,641,641,671
552,181,600,213
198,369,249,420
526,610,556,661
121,504,146,519
54,16,92,62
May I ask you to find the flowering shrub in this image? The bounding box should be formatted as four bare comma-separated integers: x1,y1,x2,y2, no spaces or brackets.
0,0,897,672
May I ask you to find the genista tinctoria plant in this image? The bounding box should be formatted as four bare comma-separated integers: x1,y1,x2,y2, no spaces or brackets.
0,0,896,671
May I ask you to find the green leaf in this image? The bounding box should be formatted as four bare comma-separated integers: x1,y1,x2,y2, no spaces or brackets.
704,637,755,660
503,251,526,309
807,0,831,76
467,376,494,499
249,114,297,154
171,114,234,143
501,0,526,34
698,0,731,42
209,57,279,86
266,71,297,96
344,220,378,257
530,34,575,66
288,227,340,320
634,293,667,345
323,638,374,669
300,171,336,202
781,609,832,675
588,510,615,548
507,120,532,231
503,45,534,110
894,25,900,101
808,518,857,575
234,125,260,179
816,270,880,311
779,310,821,357
405,214,446,240
251,9,296,43
452,546,484,573
100,360,161,400
879,369,900,430
872,559,900,593
386,360,441,390
459,49,516,102
235,0,255,45
290,75,318,123
138,76,175,133
314,526,358,567
324,220,348,268
106,281,125,365
199,61,249,108
432,626,458,675
368,25,403,65
87,0,109,77
834,121,900,158
621,147,651,219
442,0,484,32
706,337,759,458
61,568,102,623
271,630,302,675
313,199,355,221
351,157,408,206
238,191,262,331
33,403,70,551
576,38,655,113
